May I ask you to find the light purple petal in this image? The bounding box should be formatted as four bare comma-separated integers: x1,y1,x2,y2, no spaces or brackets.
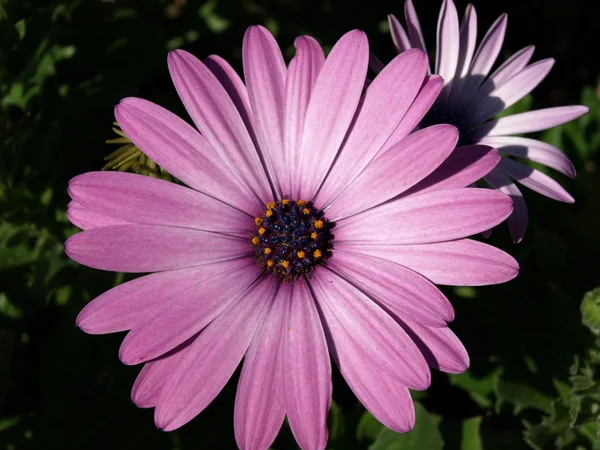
325,124,458,220
119,260,260,365
285,36,325,199
336,239,519,286
154,276,276,431
435,0,460,101
65,225,251,272
478,136,575,178
459,13,507,106
381,75,444,152
328,251,454,326
114,98,255,213
284,281,332,450
204,54,261,150
498,158,574,203
168,49,272,204
475,45,535,102
401,145,501,197
473,105,589,137
471,58,554,123
296,30,369,201
76,263,236,334
336,188,513,245
448,3,478,104
131,340,194,408
68,171,252,234
311,269,431,391
243,26,288,197
67,201,131,230
484,168,528,243
316,49,429,208
388,14,411,52
234,291,287,450
404,0,430,72
399,318,469,373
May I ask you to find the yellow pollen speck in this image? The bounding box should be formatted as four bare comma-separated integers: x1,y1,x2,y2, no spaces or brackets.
297,200,306,206
267,201,276,209
311,232,318,239
313,249,322,258
314,220,324,229
258,228,266,235
251,237,260,245
281,260,290,269
297,251,306,258
267,260,274,267
265,210,273,217
282,199,290,205
302,208,310,215
264,248,272,255
254,217,263,226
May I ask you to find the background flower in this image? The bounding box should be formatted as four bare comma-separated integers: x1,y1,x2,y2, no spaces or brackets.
382,0,589,242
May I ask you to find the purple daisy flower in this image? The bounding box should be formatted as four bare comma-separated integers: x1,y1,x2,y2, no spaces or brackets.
382,0,589,242
65,26,517,450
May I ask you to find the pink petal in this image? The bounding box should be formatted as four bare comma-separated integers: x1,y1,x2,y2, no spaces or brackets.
478,136,575,178
154,276,276,431
234,291,287,450
311,269,431,390
474,105,589,137
471,58,554,123
328,251,454,326
435,0,460,101
131,340,194,408
68,171,251,234
475,45,535,102
65,225,251,273
284,281,332,450
114,98,255,213
297,30,369,201
243,26,288,197
388,14,411,52
204,54,260,150
325,124,458,220
167,50,272,204
484,168,528,243
381,75,444,152
404,0,430,72
285,36,325,199
336,238,519,286
76,263,235,334
498,158,574,203
399,318,469,373
336,188,513,245
401,145,501,197
67,201,131,230
459,13,507,106
447,3,478,104
119,260,260,365
316,49,429,206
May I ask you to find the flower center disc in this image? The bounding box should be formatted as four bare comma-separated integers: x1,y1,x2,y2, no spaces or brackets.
251,199,334,282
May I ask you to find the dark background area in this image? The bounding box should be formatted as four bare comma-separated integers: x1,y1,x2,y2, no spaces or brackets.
2,0,600,448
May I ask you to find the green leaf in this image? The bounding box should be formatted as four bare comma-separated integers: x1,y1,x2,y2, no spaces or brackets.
449,368,502,408
581,288,600,335
495,379,553,414
357,412,384,442
460,417,483,450
369,403,443,450
328,400,346,442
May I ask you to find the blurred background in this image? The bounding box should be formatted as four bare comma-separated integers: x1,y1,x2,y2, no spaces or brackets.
1,0,600,448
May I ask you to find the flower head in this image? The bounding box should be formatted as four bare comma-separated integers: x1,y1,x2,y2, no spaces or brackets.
65,26,518,450
383,0,588,242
